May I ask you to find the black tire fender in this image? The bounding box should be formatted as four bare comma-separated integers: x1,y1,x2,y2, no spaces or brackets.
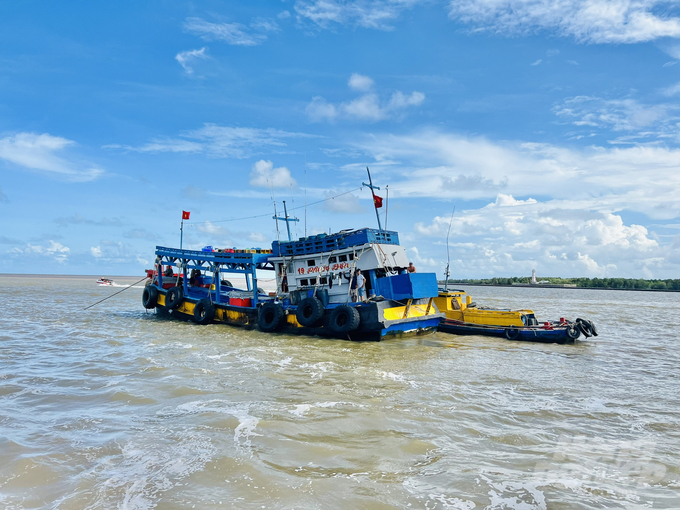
296,297,325,327
142,285,158,309
193,299,215,325
505,327,521,340
587,319,598,337
576,318,592,338
566,324,580,340
328,305,360,334
258,302,285,332
166,286,184,310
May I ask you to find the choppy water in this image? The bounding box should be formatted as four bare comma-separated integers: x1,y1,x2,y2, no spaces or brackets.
1,275,679,509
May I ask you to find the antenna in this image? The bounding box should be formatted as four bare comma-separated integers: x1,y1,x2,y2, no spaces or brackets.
384,185,389,231
444,206,456,292
304,153,308,237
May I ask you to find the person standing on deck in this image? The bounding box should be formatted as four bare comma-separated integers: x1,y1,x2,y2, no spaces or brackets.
407,262,417,273
356,269,366,303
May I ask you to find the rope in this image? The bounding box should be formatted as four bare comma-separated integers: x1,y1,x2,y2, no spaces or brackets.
185,187,363,227
83,276,149,310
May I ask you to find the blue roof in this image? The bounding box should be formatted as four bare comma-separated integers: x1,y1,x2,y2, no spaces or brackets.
271,228,400,257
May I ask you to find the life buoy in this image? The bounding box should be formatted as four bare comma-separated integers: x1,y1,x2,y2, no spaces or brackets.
193,299,215,325
142,285,158,309
327,305,360,334
505,327,521,340
166,286,184,310
296,297,324,327
258,302,285,332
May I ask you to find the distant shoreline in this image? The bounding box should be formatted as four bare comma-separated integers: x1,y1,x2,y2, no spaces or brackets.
441,282,680,293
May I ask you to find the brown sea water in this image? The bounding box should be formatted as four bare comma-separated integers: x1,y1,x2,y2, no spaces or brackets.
1,275,679,509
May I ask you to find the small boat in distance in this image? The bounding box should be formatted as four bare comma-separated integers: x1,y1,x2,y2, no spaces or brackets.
97,278,114,286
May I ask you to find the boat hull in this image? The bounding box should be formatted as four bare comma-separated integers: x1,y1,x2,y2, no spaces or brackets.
155,290,443,341
438,319,577,344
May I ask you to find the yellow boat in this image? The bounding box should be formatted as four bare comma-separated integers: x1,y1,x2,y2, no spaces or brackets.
434,289,597,343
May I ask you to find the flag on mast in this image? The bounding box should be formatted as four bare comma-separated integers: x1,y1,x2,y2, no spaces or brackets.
373,195,383,208
182,211,191,220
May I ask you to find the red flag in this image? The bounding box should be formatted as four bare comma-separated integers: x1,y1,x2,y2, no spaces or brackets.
182,211,191,220
373,195,383,208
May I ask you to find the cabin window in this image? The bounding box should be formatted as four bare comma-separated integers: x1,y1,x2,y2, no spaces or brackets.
309,278,317,285
349,253,354,260
329,256,337,263
307,259,316,267
300,279,308,286
320,277,328,285
339,255,347,262
287,264,294,274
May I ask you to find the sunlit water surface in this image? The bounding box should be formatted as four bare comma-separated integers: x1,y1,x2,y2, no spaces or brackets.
1,275,679,509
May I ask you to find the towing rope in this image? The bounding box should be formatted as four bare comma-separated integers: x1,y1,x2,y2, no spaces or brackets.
83,276,150,310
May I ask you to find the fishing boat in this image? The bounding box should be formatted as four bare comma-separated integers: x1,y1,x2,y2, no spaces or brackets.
141,227,444,341
142,170,444,340
97,278,114,286
434,289,598,343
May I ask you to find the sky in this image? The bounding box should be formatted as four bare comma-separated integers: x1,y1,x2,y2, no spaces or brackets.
1,0,680,279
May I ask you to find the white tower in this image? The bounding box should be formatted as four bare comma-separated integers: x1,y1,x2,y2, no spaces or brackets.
531,269,537,285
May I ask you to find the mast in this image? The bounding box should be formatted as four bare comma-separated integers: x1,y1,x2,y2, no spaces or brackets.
272,200,300,242
363,167,382,231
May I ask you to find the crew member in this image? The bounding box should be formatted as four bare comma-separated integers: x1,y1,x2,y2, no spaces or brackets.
164,265,174,277
356,269,366,303
407,262,417,273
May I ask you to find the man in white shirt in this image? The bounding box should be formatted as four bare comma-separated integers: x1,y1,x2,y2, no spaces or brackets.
356,269,366,303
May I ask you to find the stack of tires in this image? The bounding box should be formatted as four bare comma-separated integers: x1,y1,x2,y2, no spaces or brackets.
142,284,215,325
257,296,361,336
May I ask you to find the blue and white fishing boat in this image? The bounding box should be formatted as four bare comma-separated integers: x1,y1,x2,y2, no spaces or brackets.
141,172,444,340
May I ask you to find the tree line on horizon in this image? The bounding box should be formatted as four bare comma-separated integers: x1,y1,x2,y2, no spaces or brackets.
444,276,680,291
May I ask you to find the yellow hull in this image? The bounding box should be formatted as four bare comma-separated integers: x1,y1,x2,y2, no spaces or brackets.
433,291,534,327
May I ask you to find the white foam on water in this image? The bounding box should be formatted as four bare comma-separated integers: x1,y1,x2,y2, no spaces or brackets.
167,400,261,449
274,356,293,368
481,474,547,510
403,477,476,509
289,404,312,417
379,371,418,388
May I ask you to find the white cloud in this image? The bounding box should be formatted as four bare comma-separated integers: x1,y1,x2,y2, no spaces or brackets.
307,75,425,123
554,96,674,129
175,47,209,75
90,246,102,258
249,232,267,243
322,190,365,213
12,240,70,263
553,95,680,140
415,195,663,277
350,130,680,219
0,132,104,181
197,221,229,236
662,81,680,97
448,0,680,43
184,17,267,46
249,160,297,188
306,96,339,122
294,0,424,30
106,124,315,159
348,73,374,91
531,59,542,66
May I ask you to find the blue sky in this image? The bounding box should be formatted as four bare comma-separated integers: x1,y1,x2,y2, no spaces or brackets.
1,0,680,278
